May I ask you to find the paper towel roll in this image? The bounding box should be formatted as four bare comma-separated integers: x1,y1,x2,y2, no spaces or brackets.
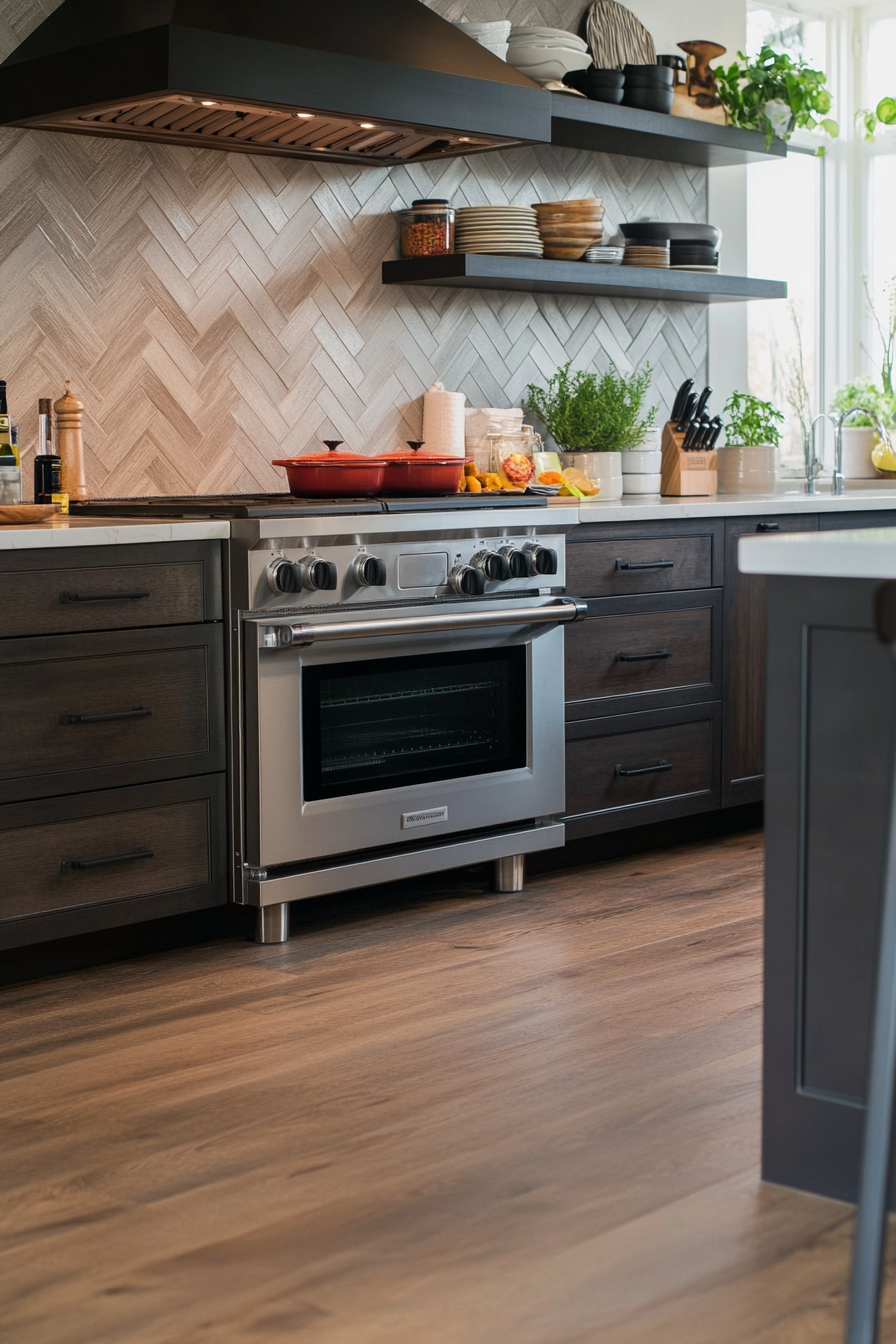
423,382,466,457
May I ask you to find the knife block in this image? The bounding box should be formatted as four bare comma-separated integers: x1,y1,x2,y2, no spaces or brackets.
661,421,718,496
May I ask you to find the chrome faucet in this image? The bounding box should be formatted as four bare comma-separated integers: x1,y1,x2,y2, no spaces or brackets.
806,413,835,494
833,407,890,494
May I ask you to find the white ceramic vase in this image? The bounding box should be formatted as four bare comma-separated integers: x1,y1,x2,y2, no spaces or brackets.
839,426,879,479
560,450,623,500
717,444,777,494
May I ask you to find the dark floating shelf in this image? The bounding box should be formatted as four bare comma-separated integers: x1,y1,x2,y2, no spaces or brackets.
549,93,786,168
382,254,787,304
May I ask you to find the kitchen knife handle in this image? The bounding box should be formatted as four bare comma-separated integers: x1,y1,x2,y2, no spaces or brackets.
693,385,713,421
676,392,697,431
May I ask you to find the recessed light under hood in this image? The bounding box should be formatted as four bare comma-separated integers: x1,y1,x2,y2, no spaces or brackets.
0,0,550,166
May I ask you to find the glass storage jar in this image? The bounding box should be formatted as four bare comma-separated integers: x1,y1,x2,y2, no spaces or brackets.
397,199,455,258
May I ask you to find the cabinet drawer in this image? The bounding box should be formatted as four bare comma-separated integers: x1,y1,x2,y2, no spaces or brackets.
0,777,225,934
564,705,720,837
567,535,713,597
0,558,209,637
566,601,715,710
0,625,224,803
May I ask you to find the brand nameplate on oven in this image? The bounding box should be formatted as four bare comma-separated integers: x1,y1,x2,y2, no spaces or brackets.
402,807,449,829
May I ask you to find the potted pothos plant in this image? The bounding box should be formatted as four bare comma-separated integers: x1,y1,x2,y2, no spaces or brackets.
523,362,656,500
718,392,785,493
714,45,839,151
830,376,895,479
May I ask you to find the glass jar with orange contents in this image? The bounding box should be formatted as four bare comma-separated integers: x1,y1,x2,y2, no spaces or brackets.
397,199,455,258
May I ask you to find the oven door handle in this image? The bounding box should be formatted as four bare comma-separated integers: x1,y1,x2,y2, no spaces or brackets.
246,598,588,649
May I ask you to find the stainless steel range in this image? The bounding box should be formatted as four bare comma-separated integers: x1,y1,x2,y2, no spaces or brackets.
76,494,583,943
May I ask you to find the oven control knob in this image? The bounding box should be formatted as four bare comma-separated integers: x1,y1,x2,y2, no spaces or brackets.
523,542,558,577
266,558,303,594
297,557,338,592
352,555,387,587
472,550,511,582
448,564,487,597
498,546,531,579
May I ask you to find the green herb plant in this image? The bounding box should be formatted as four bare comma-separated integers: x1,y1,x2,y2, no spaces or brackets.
714,44,838,151
830,376,895,429
523,362,656,452
857,97,896,143
723,392,785,447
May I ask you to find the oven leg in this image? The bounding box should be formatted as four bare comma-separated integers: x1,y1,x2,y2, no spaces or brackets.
494,854,525,893
256,903,290,944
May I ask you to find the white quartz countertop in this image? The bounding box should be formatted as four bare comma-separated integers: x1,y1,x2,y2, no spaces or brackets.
569,487,896,523
740,527,896,579
0,517,230,550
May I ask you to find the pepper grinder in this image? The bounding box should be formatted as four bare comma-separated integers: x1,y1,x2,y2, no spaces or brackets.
54,380,88,500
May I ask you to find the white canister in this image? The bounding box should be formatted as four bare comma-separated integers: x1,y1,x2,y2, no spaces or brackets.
561,450,623,500
717,444,777,494
622,448,662,475
839,426,879,479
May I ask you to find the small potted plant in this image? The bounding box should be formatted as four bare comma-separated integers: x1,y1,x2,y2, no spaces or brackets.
718,392,784,493
830,377,894,479
714,44,839,151
524,362,656,500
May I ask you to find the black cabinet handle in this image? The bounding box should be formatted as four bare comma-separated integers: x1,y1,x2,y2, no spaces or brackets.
756,522,780,532
615,559,674,571
59,588,151,604
616,649,671,662
615,759,672,777
61,847,154,873
60,706,151,726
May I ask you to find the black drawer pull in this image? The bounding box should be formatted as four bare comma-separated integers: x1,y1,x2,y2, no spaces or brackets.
756,522,780,532
61,847,154,873
60,706,151,726
615,559,674,571
615,759,672,777
616,649,671,662
59,588,151,604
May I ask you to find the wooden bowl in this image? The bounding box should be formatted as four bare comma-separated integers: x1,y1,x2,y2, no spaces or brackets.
533,198,602,209
0,503,59,525
543,244,591,260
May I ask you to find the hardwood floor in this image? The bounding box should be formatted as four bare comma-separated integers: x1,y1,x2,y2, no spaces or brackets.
0,831,887,1342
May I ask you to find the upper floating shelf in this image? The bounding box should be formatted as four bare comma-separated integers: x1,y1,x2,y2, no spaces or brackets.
549,93,787,168
382,254,787,304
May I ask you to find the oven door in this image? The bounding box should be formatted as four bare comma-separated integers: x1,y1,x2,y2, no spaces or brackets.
243,600,579,868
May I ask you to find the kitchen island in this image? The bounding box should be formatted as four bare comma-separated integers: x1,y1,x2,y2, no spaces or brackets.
740,524,896,1206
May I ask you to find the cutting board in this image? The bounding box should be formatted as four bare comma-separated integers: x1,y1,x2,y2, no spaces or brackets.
0,504,59,524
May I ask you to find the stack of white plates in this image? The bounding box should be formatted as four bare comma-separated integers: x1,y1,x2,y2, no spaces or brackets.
455,206,543,257
453,19,511,61
585,245,624,265
507,26,591,83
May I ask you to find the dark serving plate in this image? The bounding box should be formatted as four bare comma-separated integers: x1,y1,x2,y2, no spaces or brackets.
621,221,722,247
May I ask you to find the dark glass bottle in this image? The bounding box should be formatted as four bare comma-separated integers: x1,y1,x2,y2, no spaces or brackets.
34,397,62,503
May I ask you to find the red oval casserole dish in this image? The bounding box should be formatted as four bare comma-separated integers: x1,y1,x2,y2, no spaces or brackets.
381,442,468,496
272,442,388,498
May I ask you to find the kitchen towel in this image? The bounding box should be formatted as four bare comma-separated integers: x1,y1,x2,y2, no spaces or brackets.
423,383,466,457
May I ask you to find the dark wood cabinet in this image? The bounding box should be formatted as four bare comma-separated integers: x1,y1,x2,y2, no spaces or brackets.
0,539,227,948
564,703,721,839
721,514,818,807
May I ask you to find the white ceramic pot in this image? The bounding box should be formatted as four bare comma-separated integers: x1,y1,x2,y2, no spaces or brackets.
561,450,623,500
622,473,662,495
717,444,777,494
622,448,662,474
840,426,879,479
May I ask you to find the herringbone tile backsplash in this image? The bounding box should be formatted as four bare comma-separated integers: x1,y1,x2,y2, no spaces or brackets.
0,0,706,496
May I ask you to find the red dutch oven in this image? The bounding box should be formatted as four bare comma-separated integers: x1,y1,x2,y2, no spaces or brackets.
272,441,388,498
382,441,468,496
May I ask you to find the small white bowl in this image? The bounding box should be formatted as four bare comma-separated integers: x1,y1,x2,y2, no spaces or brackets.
622,448,662,473
508,49,592,79
622,472,662,494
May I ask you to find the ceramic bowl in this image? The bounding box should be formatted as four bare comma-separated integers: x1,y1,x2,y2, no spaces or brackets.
510,25,588,47
508,48,592,80
622,87,675,113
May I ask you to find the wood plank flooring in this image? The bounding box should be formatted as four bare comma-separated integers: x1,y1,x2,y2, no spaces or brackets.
1,831,889,1342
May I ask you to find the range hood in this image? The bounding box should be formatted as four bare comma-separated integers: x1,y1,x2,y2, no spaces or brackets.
0,0,550,166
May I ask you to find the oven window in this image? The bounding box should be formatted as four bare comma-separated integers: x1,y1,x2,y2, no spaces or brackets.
302,647,528,801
